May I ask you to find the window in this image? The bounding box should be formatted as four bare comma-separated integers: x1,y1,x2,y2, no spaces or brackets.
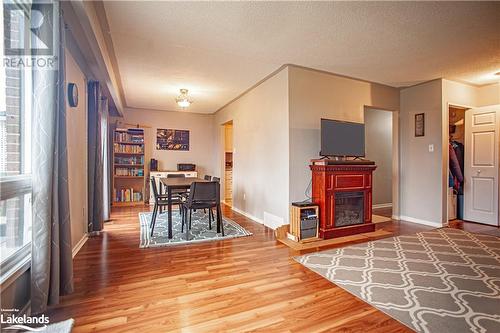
0,2,33,278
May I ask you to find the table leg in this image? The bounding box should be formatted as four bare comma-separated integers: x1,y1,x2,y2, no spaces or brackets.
218,204,224,236
168,187,173,239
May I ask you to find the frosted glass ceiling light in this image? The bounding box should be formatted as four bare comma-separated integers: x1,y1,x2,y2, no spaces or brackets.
176,88,192,108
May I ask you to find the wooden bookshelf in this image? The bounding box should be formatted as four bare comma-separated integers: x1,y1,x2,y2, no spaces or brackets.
112,128,146,206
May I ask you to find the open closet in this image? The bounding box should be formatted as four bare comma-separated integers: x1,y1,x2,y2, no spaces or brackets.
448,106,468,220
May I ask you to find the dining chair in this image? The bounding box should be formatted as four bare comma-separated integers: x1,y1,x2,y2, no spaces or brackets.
150,177,184,237
181,181,224,240
166,173,189,197
167,173,186,178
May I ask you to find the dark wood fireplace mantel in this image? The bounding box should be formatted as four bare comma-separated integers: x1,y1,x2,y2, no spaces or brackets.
310,160,377,239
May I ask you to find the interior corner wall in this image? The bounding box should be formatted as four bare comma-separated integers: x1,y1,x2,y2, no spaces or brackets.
400,80,443,226
287,66,400,207
214,68,290,227
120,108,215,177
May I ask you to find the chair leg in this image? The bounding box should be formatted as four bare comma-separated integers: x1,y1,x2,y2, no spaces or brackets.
189,209,192,229
181,206,185,232
186,209,191,241
218,204,224,236
150,204,158,237
208,207,212,230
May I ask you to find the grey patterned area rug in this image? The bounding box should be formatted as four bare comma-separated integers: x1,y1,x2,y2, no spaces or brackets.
139,210,252,248
295,228,500,333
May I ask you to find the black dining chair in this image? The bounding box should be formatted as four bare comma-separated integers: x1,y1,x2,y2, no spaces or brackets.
166,173,189,197
167,173,186,178
181,181,224,240
150,176,184,237
204,175,212,181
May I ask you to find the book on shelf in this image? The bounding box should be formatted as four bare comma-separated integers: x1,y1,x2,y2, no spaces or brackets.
114,156,144,165
113,188,143,203
115,167,144,177
114,143,144,154
114,130,144,143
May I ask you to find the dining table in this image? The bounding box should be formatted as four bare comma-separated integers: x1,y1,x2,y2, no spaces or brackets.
159,177,222,239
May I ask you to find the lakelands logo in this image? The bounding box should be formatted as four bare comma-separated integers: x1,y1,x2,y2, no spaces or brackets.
3,1,57,68
1,309,49,331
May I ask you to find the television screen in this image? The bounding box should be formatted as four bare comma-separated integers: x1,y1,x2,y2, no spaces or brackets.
320,119,365,157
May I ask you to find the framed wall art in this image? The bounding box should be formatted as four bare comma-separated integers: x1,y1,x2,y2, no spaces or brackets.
415,113,425,137
156,128,190,151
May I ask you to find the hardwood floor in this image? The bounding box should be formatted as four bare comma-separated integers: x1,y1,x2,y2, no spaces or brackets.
47,205,498,332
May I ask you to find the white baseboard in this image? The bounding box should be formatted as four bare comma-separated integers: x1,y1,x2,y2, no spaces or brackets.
399,215,443,228
373,203,393,209
392,215,400,220
72,234,88,258
231,206,264,225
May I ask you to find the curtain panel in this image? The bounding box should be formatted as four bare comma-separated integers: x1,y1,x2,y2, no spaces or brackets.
87,81,106,232
31,0,74,314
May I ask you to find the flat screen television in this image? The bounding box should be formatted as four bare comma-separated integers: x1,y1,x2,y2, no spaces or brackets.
320,119,365,157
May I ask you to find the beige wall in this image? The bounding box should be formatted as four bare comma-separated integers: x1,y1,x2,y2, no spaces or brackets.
288,66,400,207
121,108,215,177
365,109,393,206
65,48,88,250
478,82,500,106
400,80,443,226
214,68,289,227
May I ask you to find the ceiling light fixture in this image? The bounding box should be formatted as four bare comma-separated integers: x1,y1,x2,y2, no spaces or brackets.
176,88,192,108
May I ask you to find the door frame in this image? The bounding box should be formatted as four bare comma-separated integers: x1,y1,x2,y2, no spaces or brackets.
442,102,472,224
220,120,233,206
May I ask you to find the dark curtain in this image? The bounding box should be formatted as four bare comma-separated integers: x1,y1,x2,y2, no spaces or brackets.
87,81,104,232
108,119,116,213
100,98,110,221
31,0,74,314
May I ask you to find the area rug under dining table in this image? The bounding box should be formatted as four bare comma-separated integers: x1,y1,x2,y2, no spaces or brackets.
139,210,252,248
295,228,500,333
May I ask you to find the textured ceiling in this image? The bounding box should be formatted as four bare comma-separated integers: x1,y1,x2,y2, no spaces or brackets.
104,1,500,113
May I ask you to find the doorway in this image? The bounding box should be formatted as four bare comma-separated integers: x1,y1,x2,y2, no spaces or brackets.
447,106,468,222
223,121,233,207
364,108,394,219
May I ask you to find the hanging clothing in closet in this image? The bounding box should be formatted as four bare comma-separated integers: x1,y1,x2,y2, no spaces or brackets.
449,141,464,193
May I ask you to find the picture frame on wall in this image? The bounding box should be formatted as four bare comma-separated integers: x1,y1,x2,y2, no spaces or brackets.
156,128,190,151
415,113,425,137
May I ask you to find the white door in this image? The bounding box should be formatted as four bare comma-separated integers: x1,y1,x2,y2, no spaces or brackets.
464,105,500,226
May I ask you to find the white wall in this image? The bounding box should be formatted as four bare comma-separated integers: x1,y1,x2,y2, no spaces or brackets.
400,80,443,226
365,109,393,206
214,68,289,227
288,66,400,208
120,108,215,177
65,48,88,250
